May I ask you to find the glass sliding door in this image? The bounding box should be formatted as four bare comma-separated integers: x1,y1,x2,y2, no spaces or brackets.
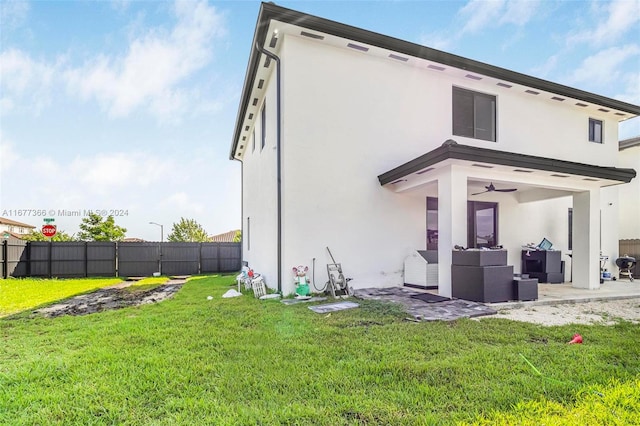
468,201,498,248
426,197,438,250
426,198,498,249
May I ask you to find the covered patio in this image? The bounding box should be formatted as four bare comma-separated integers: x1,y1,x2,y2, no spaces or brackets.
378,140,636,299
354,279,640,323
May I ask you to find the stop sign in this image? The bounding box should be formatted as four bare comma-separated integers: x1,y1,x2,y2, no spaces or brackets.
42,224,57,238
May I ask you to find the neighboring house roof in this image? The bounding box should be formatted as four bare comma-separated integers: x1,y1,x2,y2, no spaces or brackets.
620,136,640,151
378,140,637,187
230,2,640,159
0,217,36,229
210,230,240,242
121,237,146,242
1,230,30,240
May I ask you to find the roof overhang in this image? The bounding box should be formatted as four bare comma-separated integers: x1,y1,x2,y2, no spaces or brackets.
230,2,640,160
378,140,636,192
620,136,640,151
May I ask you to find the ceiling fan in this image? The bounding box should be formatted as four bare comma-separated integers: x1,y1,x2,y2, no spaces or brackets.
471,182,518,196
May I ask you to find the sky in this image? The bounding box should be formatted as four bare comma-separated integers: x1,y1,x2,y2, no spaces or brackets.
1,0,639,241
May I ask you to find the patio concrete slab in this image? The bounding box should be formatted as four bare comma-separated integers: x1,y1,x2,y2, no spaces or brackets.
354,287,496,322
488,279,640,309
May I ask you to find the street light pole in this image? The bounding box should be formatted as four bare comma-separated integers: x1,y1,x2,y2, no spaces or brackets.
149,222,164,275
149,222,163,242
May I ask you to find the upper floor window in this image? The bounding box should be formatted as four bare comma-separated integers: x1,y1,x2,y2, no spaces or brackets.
261,102,266,151
589,118,603,143
452,87,496,142
252,129,256,152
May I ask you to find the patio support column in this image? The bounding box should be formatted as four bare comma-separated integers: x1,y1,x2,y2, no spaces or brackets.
572,189,601,289
437,166,467,298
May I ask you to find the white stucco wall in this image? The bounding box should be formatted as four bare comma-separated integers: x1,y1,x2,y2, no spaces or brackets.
618,144,640,239
241,33,628,294
241,75,279,288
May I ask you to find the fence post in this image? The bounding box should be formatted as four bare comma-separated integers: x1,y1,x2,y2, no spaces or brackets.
48,241,52,278
217,243,221,272
198,243,202,274
2,239,6,279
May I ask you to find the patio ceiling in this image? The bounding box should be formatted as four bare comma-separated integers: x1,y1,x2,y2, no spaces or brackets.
378,140,637,198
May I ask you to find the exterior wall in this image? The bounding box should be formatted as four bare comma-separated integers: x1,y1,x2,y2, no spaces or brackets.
0,222,35,235
279,36,429,294
246,33,628,293
618,144,640,239
241,73,279,288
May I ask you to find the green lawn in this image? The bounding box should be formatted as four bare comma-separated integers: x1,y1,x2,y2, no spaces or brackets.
0,276,170,318
0,277,123,317
1,275,639,425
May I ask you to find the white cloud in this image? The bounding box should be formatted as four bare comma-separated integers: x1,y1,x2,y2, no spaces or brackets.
0,0,30,31
458,0,541,34
162,192,205,215
459,0,506,34
530,54,560,79
0,49,55,115
69,152,172,191
567,44,640,87
567,0,640,46
64,0,226,119
0,138,20,172
500,0,541,26
423,0,543,50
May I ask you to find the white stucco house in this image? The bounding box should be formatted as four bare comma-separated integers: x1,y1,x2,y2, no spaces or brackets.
230,3,639,297
0,217,36,240
618,137,640,240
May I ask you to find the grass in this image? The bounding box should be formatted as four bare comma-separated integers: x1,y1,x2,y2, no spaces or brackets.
0,276,170,318
1,275,639,425
0,277,123,317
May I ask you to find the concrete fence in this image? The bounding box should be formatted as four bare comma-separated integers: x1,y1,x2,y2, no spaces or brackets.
0,240,241,278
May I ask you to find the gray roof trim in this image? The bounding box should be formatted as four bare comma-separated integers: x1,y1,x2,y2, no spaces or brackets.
620,136,640,151
378,140,637,186
231,2,640,159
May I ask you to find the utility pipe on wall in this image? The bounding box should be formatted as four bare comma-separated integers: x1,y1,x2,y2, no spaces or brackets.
255,38,283,294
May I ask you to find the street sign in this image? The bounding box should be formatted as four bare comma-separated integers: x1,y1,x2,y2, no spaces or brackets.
42,224,57,238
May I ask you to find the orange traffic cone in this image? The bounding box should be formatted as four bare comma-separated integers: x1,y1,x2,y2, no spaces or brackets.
568,333,583,344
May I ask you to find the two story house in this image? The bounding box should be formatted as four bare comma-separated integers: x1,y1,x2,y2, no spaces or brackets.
0,217,36,240
230,3,638,296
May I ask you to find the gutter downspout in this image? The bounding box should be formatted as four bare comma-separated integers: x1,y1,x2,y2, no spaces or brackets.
255,41,283,294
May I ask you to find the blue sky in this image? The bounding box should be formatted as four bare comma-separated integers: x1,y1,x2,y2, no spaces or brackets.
1,0,639,241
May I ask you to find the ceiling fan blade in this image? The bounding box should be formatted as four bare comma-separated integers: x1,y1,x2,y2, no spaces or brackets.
494,188,517,192
471,190,489,196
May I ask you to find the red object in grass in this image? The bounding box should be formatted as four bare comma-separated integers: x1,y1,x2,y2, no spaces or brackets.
568,333,583,344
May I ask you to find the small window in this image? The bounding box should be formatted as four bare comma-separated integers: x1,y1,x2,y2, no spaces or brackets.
247,217,250,251
568,208,573,250
453,87,496,142
252,129,255,152
589,118,603,143
261,102,266,150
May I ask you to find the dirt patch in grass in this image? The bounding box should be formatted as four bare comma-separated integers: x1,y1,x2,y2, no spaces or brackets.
489,298,640,326
33,280,185,318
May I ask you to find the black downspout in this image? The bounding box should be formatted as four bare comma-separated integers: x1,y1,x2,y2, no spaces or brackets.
255,42,282,294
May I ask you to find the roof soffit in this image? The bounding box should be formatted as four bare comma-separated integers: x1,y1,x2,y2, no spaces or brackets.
230,3,640,159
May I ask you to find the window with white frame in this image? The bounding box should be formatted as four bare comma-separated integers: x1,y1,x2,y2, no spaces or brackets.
589,118,603,143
